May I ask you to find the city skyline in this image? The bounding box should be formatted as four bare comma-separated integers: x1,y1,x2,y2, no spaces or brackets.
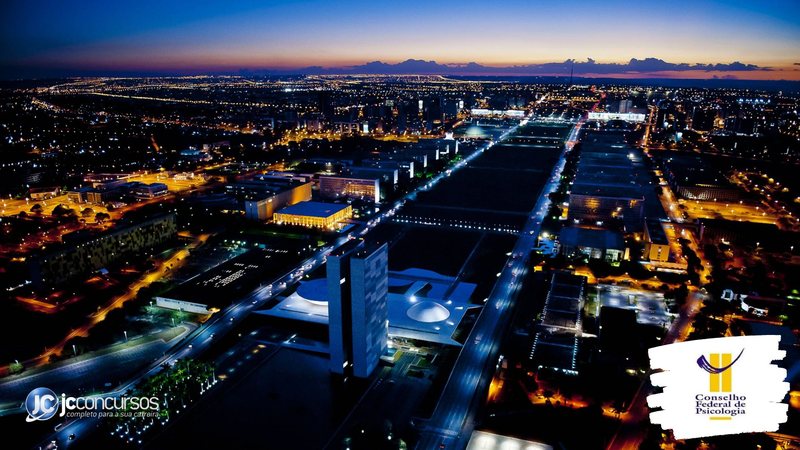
2,0,799,80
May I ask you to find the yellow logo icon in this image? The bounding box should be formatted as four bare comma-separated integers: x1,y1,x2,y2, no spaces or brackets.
697,349,744,392
707,353,733,392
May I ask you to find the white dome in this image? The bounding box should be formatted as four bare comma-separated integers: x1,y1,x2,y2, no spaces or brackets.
297,278,328,306
407,301,450,323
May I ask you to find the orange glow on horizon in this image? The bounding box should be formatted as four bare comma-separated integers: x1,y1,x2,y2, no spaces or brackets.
23,55,800,80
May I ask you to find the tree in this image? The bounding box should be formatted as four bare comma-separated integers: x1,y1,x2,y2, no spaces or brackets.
30,203,43,214
81,207,95,218
95,212,111,223
52,204,76,217
8,361,24,375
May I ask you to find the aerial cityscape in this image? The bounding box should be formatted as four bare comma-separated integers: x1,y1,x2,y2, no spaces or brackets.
0,1,799,449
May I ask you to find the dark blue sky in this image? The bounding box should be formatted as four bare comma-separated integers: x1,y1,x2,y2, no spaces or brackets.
1,0,799,79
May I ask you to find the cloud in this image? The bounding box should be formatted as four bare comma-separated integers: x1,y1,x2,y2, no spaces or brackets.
281,58,770,76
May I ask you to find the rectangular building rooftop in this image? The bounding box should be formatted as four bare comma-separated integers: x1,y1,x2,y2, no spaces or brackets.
570,183,643,200
645,219,669,245
276,201,351,218
530,272,586,375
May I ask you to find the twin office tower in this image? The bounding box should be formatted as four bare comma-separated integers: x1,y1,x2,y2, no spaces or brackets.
327,239,389,378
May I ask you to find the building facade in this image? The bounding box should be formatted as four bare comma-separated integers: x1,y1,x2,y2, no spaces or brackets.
243,181,312,221
327,241,389,378
558,226,626,263
568,184,644,231
133,182,169,199
644,219,670,262
273,201,352,229
29,186,61,200
319,175,381,203
29,213,177,287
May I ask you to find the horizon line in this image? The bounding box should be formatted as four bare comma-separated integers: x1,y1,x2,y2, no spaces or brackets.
4,57,800,82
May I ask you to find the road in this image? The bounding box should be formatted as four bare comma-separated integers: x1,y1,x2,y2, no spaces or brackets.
0,325,194,414
647,130,713,283
416,113,584,450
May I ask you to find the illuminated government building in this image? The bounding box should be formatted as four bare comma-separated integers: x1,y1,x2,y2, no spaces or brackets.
273,201,353,229
327,240,389,378
242,179,312,221
319,175,381,203
567,130,646,232
568,184,644,230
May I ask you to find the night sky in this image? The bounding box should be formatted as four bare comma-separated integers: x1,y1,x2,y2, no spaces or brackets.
1,0,798,79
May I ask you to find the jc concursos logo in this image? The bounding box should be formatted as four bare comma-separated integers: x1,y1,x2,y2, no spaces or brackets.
25,387,59,422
